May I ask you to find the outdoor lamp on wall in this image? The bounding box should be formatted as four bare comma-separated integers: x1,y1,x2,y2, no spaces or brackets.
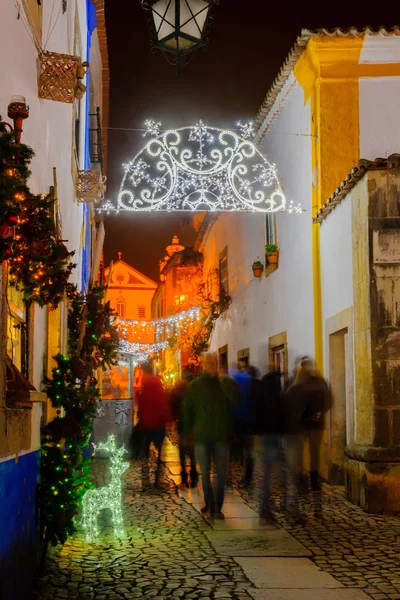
140,0,219,75
7,96,29,146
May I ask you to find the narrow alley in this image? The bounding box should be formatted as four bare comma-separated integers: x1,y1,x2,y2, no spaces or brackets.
34,436,400,600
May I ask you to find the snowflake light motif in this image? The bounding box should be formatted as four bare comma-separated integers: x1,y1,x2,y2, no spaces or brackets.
97,121,291,213
143,119,162,137
237,121,256,139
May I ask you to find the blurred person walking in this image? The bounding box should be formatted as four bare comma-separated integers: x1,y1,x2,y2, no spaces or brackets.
256,363,284,520
283,357,331,511
136,363,171,488
231,364,259,489
182,353,239,519
170,370,198,488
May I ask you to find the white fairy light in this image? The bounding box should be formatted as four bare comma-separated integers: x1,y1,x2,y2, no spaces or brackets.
237,121,256,139
115,306,201,340
81,435,129,542
118,340,170,356
144,119,162,137
97,122,292,213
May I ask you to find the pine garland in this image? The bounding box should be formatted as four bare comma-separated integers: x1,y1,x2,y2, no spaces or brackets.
9,192,76,308
40,284,119,546
0,130,33,260
0,130,75,307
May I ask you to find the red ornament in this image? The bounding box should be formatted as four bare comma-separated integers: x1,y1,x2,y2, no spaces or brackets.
56,409,61,415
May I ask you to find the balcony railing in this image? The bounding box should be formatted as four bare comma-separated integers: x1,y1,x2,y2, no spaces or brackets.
89,106,104,172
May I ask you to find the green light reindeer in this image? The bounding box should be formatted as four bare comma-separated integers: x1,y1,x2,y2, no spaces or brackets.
82,435,129,542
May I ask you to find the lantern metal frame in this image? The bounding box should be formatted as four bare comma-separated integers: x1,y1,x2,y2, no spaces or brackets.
140,0,219,74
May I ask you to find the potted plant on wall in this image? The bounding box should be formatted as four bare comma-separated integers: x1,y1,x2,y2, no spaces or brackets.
265,244,279,264
252,259,264,277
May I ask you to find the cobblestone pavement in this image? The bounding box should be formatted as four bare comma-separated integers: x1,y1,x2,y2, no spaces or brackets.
228,443,400,600
34,434,400,600
34,452,254,600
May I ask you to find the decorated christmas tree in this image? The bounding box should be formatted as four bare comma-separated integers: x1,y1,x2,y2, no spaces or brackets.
41,284,118,546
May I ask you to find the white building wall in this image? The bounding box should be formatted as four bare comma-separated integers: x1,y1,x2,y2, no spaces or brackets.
359,77,400,160
204,79,314,376
320,195,354,381
0,1,93,388
320,197,353,324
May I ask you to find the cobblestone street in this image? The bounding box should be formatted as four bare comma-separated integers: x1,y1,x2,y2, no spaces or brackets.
34,437,400,600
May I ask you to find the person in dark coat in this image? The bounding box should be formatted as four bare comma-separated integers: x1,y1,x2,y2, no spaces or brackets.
182,353,240,520
231,367,254,488
256,365,284,519
283,357,331,505
170,370,198,488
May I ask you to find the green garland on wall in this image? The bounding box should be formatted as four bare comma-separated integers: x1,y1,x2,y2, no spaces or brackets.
41,284,119,546
0,130,75,308
9,192,76,309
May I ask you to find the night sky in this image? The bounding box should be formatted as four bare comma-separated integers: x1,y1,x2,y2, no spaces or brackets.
103,1,395,281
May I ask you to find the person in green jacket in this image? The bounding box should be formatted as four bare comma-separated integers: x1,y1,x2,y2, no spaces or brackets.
182,353,240,519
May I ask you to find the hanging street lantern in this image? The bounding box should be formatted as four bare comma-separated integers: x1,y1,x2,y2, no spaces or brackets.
140,0,219,75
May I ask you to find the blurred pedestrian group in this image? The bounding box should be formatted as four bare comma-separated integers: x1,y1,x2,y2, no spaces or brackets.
133,351,331,521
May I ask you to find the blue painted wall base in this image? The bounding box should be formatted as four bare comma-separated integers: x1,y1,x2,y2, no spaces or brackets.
0,451,40,600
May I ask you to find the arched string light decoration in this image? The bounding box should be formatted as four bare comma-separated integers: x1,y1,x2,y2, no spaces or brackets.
97,120,302,214
115,306,201,339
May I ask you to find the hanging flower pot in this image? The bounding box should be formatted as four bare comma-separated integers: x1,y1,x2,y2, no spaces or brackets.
265,244,279,264
252,260,264,277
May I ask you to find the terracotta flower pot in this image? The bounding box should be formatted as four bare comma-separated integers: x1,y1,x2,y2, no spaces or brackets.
267,250,279,264
252,265,263,277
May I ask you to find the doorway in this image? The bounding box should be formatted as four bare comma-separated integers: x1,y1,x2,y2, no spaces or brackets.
268,331,288,390
218,344,228,374
329,327,352,484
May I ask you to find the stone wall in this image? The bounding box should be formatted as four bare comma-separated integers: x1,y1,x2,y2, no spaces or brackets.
346,169,400,513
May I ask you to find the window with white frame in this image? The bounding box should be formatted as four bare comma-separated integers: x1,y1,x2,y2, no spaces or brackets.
116,297,126,318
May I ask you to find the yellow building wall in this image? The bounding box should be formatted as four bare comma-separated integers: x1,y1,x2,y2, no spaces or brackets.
105,260,157,344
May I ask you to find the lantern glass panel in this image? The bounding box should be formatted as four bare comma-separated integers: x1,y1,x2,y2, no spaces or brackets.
152,0,210,50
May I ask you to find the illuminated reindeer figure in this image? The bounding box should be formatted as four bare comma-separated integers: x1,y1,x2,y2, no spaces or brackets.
82,434,129,541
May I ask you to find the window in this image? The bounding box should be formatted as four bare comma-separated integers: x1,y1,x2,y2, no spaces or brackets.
7,286,26,373
116,273,125,284
219,247,228,297
138,306,146,320
116,297,126,318
237,348,250,369
265,213,276,247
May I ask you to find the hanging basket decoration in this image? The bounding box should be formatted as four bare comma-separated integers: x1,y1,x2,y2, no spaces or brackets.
77,170,106,204
38,52,89,103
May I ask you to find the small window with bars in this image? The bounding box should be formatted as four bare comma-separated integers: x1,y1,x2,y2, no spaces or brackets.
219,247,228,297
138,306,146,320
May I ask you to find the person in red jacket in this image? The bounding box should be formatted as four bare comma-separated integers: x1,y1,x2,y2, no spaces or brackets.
137,363,170,487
